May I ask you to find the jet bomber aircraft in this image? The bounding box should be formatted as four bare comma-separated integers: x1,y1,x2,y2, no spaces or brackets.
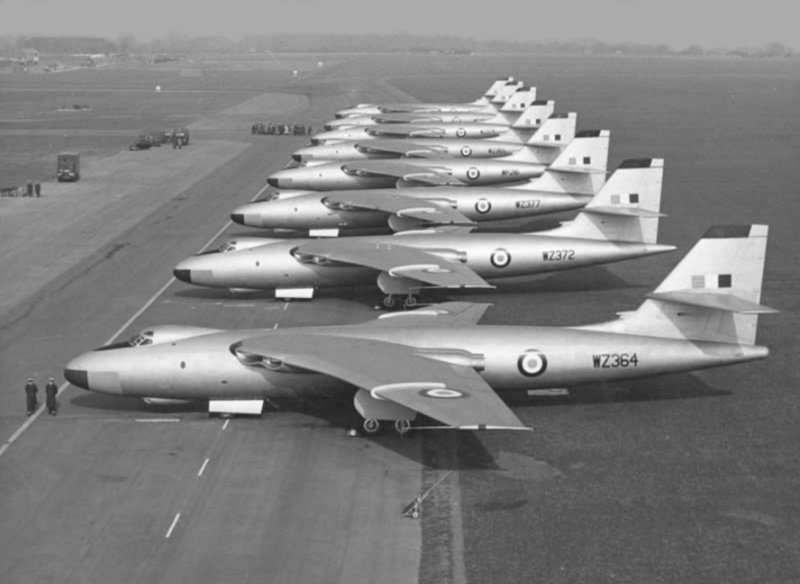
293,108,573,163
177,158,667,306
267,129,609,191
335,77,522,118
326,86,537,130
65,226,775,436
237,152,663,237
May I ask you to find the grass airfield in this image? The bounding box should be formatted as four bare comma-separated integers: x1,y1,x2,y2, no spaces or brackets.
0,54,799,584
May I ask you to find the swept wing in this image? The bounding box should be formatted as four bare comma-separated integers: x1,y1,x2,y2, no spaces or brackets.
323,191,476,227
293,239,491,289
342,160,466,186
235,333,526,430
355,139,448,158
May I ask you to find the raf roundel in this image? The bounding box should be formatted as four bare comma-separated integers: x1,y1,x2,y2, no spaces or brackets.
517,349,548,377
490,248,511,268
460,145,473,157
456,127,467,138
466,167,481,181
475,199,492,214
419,388,468,399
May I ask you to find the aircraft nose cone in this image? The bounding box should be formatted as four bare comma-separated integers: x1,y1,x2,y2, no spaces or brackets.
64,366,89,390
173,268,193,284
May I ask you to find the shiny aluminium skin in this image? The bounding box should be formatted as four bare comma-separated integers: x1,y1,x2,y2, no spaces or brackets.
176,157,667,302
65,226,775,434
235,154,660,235
267,129,608,191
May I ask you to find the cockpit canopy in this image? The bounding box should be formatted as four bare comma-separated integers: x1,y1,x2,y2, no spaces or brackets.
94,325,222,351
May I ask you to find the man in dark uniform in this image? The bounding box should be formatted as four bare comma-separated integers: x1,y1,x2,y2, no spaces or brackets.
25,378,38,415
45,378,58,415
34,182,41,197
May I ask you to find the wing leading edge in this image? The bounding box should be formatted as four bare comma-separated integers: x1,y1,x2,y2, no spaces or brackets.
294,239,492,290
235,332,528,430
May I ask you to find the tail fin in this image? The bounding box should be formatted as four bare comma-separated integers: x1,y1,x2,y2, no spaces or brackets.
499,86,537,112
477,77,514,102
491,81,524,104
580,225,777,345
539,158,664,243
508,100,556,129
525,112,577,147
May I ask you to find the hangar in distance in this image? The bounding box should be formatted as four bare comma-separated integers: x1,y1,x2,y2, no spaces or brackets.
177,157,667,306
65,226,776,435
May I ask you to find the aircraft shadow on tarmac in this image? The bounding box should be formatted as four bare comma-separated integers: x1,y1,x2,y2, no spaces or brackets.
69,392,207,414
65,375,728,471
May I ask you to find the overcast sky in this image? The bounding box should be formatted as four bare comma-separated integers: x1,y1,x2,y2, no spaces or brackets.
1,0,798,50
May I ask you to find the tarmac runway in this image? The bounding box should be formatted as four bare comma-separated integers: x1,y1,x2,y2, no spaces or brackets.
2,55,799,584
0,72,426,584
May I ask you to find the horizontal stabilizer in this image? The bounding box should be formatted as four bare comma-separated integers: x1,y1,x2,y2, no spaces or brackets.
647,290,778,314
548,165,607,174
585,206,665,218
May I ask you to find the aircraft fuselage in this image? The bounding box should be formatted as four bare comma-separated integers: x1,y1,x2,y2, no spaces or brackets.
65,325,767,401
173,234,674,292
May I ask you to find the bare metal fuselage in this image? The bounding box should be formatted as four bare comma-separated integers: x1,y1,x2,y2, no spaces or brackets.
65,325,767,401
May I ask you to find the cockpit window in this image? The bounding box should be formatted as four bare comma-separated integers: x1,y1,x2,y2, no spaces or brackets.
128,330,154,347
217,241,237,253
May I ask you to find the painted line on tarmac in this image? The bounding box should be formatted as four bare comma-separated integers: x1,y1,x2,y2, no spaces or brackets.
135,418,181,423
0,183,271,460
165,513,181,539
198,458,210,477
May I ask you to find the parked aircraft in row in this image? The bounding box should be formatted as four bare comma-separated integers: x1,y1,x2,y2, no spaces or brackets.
334,77,523,118
267,130,609,191
177,158,667,306
66,226,775,435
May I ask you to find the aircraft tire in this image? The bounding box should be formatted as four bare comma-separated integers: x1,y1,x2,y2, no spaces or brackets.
383,295,396,308
394,419,412,436
359,417,384,436
403,295,417,309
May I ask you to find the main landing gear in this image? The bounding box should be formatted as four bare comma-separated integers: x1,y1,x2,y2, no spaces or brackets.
382,294,418,310
355,417,413,437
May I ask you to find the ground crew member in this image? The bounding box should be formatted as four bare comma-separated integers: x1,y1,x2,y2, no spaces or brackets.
26,181,34,197
34,182,41,197
25,378,38,415
45,378,58,415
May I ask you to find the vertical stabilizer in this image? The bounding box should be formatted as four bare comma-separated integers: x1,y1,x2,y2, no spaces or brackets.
499,86,537,112
491,81,524,104
508,100,556,129
538,158,663,243
525,112,577,147
579,226,777,345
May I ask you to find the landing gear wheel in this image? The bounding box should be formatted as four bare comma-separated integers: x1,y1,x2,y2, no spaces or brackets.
359,417,384,436
403,295,418,309
411,506,420,519
383,295,396,309
394,419,412,436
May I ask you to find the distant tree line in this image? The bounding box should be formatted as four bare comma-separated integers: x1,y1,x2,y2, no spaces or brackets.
0,33,794,59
